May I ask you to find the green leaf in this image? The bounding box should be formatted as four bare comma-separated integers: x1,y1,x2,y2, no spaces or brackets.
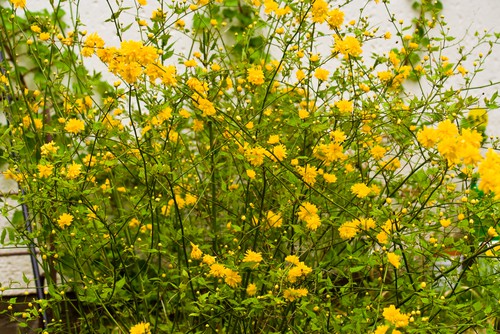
115,277,126,290
349,266,365,273
22,272,30,284
0,228,6,245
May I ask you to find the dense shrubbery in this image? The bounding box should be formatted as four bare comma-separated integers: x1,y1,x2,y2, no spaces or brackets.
1,0,500,332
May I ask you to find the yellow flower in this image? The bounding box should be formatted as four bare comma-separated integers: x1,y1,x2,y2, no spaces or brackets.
245,146,266,167
330,130,347,142
417,126,438,148
179,109,190,118
267,135,280,144
140,224,153,234
202,254,216,265
57,213,74,229
30,25,41,33
488,226,498,238
314,68,329,81
10,0,26,9
387,252,401,269
190,242,203,260
382,305,409,327
194,96,216,116
37,164,53,178
285,255,301,265
333,35,362,58
129,322,151,334
359,217,376,230
192,118,204,132
184,59,197,67
265,210,282,228
287,262,312,283
137,0,147,5
298,109,310,119
82,33,105,57
478,149,500,196
305,214,321,231
151,9,166,21
66,162,82,180
377,70,393,83
351,183,371,198
338,220,359,239
374,324,389,334
296,69,306,81
314,142,345,162
39,32,50,41
334,99,353,114
439,218,451,228
224,268,242,287
272,144,287,161
296,164,318,186
297,202,318,222
311,0,328,23
370,145,386,160
380,157,401,171
437,119,459,137
242,250,263,265
323,173,337,183
129,218,140,228
246,283,257,296
31,118,41,130
3,169,23,182
457,65,468,76
327,8,344,29
65,118,85,134
246,169,256,179
247,66,265,85
377,231,389,244
389,51,400,67
309,54,320,62
209,263,226,277
283,288,308,301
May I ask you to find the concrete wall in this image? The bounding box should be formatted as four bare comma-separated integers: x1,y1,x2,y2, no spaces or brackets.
0,177,35,296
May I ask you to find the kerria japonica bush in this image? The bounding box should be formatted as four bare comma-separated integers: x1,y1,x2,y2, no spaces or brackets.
1,0,500,332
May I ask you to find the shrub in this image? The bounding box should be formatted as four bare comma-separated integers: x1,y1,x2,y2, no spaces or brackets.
1,0,500,332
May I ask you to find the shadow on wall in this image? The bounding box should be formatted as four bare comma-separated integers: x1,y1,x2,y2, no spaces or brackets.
1,292,90,333
0,295,41,334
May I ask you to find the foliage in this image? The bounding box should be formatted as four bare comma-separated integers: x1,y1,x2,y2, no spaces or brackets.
1,0,500,333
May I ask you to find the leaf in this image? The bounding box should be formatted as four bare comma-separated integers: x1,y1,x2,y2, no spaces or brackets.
48,285,62,301
349,266,365,273
115,277,126,290
22,272,30,284
0,228,6,245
